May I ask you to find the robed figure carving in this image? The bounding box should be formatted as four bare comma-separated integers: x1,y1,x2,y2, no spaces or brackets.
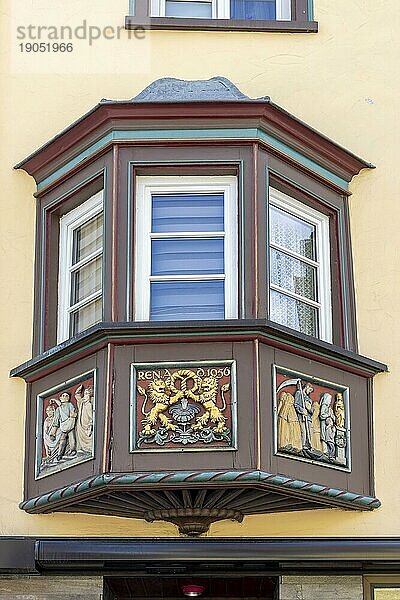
75,384,94,453
277,391,302,451
275,371,349,469
36,373,96,478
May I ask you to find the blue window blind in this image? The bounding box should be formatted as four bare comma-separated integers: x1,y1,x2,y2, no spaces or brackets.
230,0,276,19
151,280,225,320
151,238,224,276
152,194,224,232
150,193,225,321
165,0,213,17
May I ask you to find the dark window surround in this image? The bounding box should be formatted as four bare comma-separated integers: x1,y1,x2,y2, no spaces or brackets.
125,0,317,32
29,143,358,356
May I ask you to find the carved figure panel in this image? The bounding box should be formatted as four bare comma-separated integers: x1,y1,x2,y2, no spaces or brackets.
274,366,350,470
131,361,237,452
35,371,96,479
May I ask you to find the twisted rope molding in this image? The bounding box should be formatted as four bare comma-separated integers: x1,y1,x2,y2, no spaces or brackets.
20,470,381,513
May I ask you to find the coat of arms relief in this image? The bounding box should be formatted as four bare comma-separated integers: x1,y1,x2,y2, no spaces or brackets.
274,366,350,470
131,362,237,451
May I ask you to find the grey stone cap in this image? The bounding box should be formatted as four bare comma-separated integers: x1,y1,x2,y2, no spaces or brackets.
101,76,270,104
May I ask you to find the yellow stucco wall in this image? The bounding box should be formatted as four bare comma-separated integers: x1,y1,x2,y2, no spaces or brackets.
0,0,398,537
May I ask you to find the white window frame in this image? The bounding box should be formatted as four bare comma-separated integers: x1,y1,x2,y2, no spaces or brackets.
150,0,290,19
57,191,104,343
268,187,332,343
151,0,230,18
135,175,238,322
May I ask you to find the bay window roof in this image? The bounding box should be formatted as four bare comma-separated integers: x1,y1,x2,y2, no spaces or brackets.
16,76,371,192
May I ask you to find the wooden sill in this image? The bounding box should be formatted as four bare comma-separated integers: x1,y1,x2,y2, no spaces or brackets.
125,15,318,33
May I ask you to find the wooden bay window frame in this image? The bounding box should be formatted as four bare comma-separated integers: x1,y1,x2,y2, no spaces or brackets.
134,175,238,322
268,187,332,343
57,190,104,343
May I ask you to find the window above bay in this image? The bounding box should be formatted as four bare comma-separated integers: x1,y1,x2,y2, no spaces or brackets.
150,0,291,20
127,0,316,32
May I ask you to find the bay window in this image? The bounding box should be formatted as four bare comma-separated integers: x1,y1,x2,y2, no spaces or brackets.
134,176,238,321
57,191,104,343
268,188,332,342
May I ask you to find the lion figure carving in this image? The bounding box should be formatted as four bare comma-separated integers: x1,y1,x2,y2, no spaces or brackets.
140,378,182,436
192,376,227,434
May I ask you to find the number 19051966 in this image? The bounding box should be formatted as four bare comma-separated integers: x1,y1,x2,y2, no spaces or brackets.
19,43,73,52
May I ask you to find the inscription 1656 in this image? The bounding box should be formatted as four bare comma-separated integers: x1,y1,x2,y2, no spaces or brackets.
131,362,236,452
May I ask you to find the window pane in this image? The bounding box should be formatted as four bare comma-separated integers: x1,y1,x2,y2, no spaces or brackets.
70,297,102,336
150,280,224,320
270,205,316,260
270,249,317,301
374,590,400,600
71,257,102,304
165,0,212,17
152,194,224,232
73,213,103,264
270,290,318,337
151,238,224,276
230,0,275,19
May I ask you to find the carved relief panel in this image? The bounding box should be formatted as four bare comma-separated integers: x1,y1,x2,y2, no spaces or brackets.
273,366,350,470
35,371,96,479
130,361,237,452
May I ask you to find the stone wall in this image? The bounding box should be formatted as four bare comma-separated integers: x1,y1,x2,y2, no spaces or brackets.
0,576,104,599
280,576,363,600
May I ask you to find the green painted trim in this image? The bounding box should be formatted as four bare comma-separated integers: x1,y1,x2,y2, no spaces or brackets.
338,211,350,349
265,167,271,316
239,162,246,318
267,168,345,206
20,469,381,513
18,326,383,381
308,0,314,21
36,129,350,193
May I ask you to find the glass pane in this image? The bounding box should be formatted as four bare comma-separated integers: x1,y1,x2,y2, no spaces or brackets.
230,0,276,19
71,257,102,304
150,280,224,320
152,194,224,232
270,290,318,337
70,297,102,336
73,213,103,264
165,0,212,17
151,238,224,276
374,590,400,600
270,205,316,260
270,248,317,301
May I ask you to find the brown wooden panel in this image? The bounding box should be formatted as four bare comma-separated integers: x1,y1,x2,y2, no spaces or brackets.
263,347,373,495
25,349,108,500
111,342,256,473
